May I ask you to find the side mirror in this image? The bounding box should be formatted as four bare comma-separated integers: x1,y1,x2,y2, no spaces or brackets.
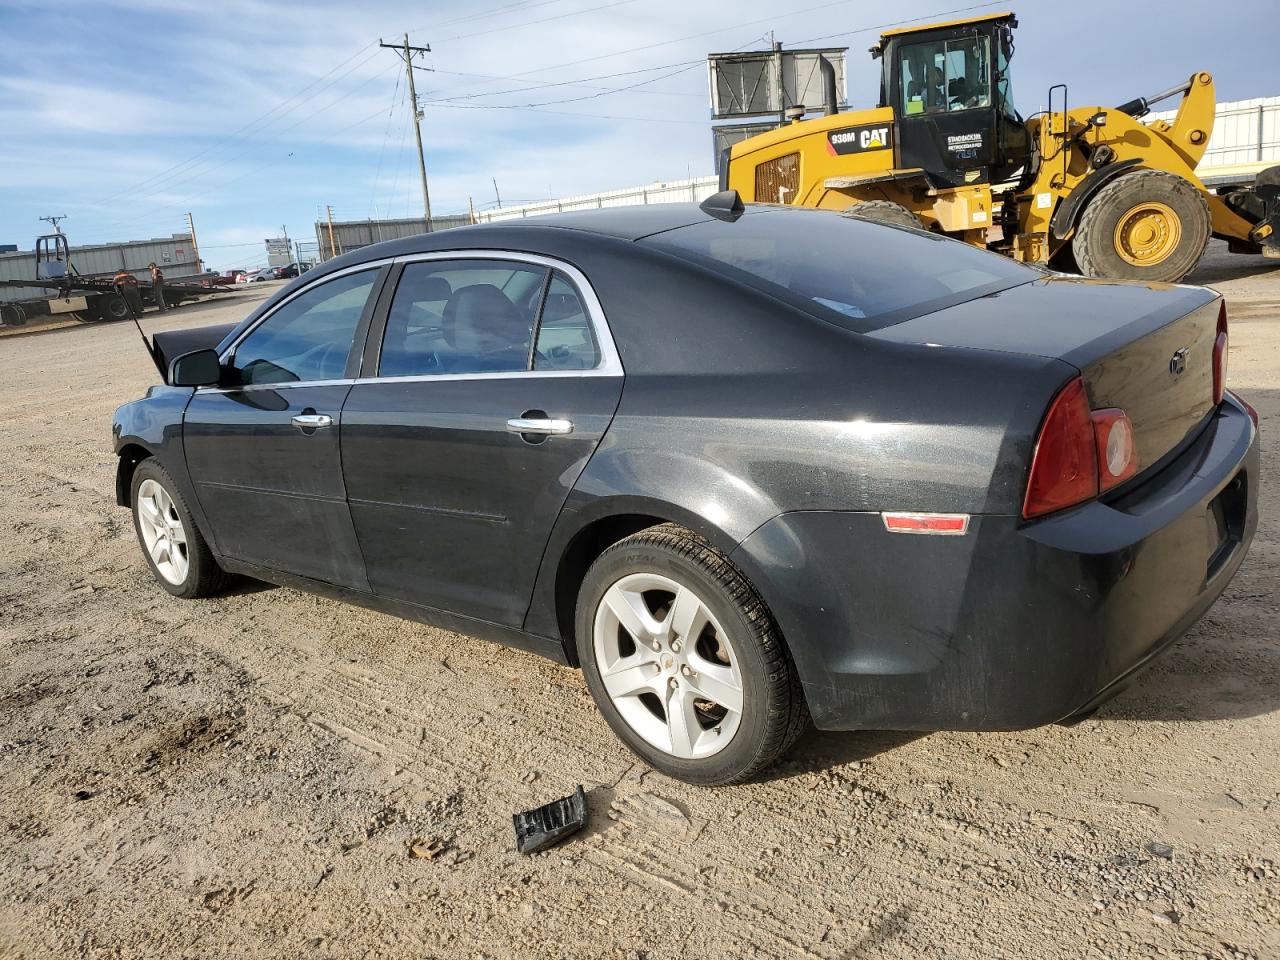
169,348,222,387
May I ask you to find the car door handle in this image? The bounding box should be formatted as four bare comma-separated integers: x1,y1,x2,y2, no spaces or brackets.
291,413,333,430
506,417,573,436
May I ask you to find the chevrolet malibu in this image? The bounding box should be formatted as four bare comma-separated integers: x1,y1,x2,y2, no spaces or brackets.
112,197,1260,785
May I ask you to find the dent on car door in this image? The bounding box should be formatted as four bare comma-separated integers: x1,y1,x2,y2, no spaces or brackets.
183,266,386,587
340,256,624,626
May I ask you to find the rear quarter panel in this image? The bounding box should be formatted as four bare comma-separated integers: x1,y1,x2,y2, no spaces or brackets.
522,240,1070,639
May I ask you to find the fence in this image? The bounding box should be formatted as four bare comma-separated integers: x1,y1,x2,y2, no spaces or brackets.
1149,95,1278,183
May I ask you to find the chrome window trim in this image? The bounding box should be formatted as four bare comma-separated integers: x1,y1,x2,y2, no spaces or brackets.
204,250,623,393
388,250,623,378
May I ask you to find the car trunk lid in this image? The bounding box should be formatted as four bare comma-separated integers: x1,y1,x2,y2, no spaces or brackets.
869,276,1222,475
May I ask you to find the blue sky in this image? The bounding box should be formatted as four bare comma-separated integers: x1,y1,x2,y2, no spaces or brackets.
0,0,1274,270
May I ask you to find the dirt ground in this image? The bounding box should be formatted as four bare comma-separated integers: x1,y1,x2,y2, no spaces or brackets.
1,246,1277,960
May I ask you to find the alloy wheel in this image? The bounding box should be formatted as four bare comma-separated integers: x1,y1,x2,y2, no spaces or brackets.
591,572,744,759
135,478,190,585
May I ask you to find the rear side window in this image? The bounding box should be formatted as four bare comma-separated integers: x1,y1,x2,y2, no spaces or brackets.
533,273,599,371
378,260,546,377
641,207,1038,332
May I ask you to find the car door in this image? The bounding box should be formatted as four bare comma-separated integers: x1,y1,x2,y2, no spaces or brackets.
183,265,388,587
340,254,624,626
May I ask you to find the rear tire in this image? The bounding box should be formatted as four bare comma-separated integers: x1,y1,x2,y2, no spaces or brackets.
575,523,809,786
93,293,130,322
1073,169,1210,282
843,199,922,230
130,459,229,599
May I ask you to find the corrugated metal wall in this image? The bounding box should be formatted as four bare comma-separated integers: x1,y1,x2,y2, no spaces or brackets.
1149,95,1279,176
477,176,719,222
0,233,200,303
314,178,720,260
314,214,474,260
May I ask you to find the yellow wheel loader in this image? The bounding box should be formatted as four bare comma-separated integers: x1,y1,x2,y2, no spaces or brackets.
721,11,1279,282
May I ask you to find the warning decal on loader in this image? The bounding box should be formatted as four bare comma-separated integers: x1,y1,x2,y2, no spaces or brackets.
826,124,894,156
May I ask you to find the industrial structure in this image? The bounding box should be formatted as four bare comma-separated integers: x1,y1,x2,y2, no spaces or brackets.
720,12,1279,281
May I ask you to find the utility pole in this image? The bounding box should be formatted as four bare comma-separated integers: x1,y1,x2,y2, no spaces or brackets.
39,215,68,235
380,35,433,229
325,205,340,260
184,212,201,271
492,178,502,209
281,223,290,264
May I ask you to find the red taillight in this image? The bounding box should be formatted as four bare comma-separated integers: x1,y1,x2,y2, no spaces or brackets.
1229,389,1259,426
1091,408,1136,491
1212,301,1228,405
1023,377,1099,519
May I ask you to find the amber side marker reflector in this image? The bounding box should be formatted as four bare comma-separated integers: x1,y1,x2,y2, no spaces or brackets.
881,512,970,535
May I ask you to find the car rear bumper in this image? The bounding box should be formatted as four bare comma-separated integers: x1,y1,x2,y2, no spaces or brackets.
729,396,1260,731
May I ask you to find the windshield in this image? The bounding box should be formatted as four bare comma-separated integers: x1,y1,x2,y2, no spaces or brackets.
639,207,1039,333
900,35,991,115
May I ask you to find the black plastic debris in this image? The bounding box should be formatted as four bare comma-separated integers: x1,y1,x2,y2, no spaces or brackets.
513,785,588,855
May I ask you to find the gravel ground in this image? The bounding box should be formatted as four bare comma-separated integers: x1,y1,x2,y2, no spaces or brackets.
1,246,1277,960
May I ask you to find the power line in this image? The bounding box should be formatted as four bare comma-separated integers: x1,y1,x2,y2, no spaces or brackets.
369,68,406,216
429,101,705,124
787,2,1007,45
439,0,639,42
414,59,707,104
90,43,382,208
402,0,569,35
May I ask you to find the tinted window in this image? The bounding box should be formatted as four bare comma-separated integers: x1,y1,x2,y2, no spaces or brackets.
378,260,546,377
533,273,599,371
230,269,378,384
641,207,1038,332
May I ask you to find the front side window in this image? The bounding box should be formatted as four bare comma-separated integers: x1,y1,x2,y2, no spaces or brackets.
900,36,991,116
229,269,378,385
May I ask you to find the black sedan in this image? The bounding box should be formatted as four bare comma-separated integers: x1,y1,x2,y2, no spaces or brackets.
112,196,1260,785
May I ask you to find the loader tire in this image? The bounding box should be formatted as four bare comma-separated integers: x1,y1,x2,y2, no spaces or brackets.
843,200,922,230
1073,169,1210,282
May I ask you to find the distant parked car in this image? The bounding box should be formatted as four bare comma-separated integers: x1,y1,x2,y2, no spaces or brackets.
221,269,246,284
111,199,1259,785
274,263,301,280
244,268,275,283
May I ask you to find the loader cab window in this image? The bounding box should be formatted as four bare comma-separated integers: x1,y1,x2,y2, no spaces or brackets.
900,36,991,116
996,32,1017,120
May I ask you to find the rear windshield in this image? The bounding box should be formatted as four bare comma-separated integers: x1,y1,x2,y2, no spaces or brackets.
640,206,1040,332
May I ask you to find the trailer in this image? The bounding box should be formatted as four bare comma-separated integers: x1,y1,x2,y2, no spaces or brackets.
0,233,226,327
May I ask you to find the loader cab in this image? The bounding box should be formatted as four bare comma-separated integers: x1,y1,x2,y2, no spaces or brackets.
875,12,1030,188
35,234,71,281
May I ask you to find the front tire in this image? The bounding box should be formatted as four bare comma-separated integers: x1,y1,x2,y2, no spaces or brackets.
1073,169,1210,282
130,460,228,599
576,524,809,785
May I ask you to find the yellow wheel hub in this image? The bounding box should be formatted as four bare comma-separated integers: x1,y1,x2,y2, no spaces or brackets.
1113,201,1181,267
